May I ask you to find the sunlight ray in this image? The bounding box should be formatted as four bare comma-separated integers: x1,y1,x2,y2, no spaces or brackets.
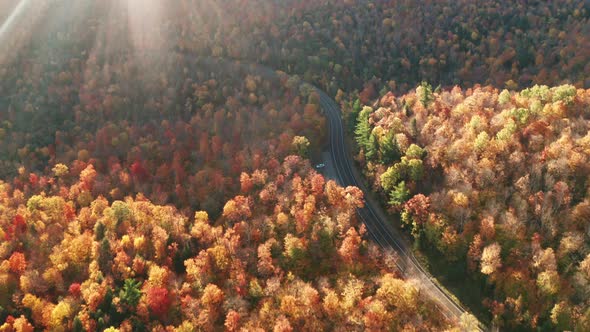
0,0,31,63
126,0,167,54
0,0,28,40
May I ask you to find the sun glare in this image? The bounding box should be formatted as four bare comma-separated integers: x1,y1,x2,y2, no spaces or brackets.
126,0,166,53
0,0,32,63
3,1,589,330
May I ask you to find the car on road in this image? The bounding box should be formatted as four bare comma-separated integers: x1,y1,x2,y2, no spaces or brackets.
315,163,326,169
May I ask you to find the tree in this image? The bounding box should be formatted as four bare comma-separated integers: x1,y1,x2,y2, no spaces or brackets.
240,172,253,193
355,106,373,154
338,227,362,264
404,194,430,224
344,186,364,209
325,180,344,206
52,163,69,177
292,136,310,158
185,251,212,288
50,301,73,330
474,131,489,153
120,279,142,308
257,240,276,276
99,238,112,273
480,216,496,241
380,164,402,192
550,301,572,330
406,158,424,182
222,196,251,222
20,316,36,332
363,299,390,331
284,234,306,260
348,98,362,131
380,130,401,164
537,270,560,296
352,98,362,112
8,252,26,275
322,290,340,317
201,283,224,308
224,310,240,331
146,287,171,317
405,144,425,160
376,274,418,313
365,133,379,161
389,181,410,208
467,235,484,271
273,315,293,332
111,201,131,223
310,173,325,196
498,89,511,104
341,277,365,311
551,84,576,104
480,243,502,275
533,248,557,273
417,82,434,107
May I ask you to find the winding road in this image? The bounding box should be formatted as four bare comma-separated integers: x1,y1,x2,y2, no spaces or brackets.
0,47,484,329
311,85,485,331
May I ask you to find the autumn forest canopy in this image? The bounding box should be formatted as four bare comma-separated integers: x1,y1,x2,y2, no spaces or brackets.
0,0,589,331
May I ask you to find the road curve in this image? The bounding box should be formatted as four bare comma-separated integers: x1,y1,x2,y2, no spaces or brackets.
0,49,483,329
311,85,485,331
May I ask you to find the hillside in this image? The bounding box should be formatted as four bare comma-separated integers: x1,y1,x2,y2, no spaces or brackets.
0,0,589,331
350,84,590,330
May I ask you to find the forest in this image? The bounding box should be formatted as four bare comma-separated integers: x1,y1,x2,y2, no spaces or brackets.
351,84,590,330
0,0,589,331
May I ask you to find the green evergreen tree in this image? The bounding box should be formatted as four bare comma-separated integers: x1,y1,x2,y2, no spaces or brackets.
94,221,105,241
389,181,410,207
417,81,434,107
380,130,401,164
120,279,142,307
410,118,419,138
355,106,373,153
98,238,111,273
353,98,362,113
73,317,85,332
366,133,379,161
380,164,403,192
348,98,362,131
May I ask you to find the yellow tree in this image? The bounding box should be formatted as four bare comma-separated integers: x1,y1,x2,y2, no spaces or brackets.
480,243,502,275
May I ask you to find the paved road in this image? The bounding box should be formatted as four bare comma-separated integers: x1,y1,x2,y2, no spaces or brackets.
312,85,485,330
0,47,483,329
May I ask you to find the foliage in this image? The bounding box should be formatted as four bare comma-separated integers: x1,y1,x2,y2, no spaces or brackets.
120,279,142,307
379,130,401,164
292,136,310,158
1,0,589,329
0,157,452,330
389,181,410,208
353,84,590,329
551,85,577,104
405,144,425,160
354,106,374,156
417,82,434,107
